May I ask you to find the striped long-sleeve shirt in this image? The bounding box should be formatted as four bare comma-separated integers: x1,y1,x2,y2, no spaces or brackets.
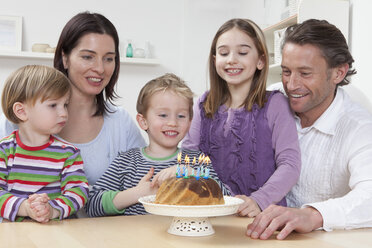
86,147,231,217
0,131,89,221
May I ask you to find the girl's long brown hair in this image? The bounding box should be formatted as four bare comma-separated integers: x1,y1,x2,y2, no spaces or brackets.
204,18,269,118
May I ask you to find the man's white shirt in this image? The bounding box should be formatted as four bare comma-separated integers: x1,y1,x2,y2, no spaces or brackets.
286,87,372,231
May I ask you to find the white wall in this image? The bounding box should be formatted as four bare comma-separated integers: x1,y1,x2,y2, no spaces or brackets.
0,0,263,128
0,0,184,125
349,0,372,99
2,0,370,124
182,0,265,97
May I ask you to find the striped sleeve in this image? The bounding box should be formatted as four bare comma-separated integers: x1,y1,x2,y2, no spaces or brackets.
0,135,26,221
49,150,89,219
85,151,133,217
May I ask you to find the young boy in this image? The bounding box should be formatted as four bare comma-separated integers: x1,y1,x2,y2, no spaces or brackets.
0,65,89,222
86,73,230,217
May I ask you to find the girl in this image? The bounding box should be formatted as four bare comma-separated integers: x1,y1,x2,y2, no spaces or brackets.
182,19,301,217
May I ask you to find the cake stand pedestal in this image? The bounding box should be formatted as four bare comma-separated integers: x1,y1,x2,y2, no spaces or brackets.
139,195,244,237
168,216,214,236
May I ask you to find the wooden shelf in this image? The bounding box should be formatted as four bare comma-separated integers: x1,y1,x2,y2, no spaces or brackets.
264,0,349,86
263,14,297,53
263,14,298,36
0,50,160,65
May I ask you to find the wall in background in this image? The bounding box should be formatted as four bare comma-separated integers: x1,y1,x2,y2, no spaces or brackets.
349,0,371,97
1,0,371,130
0,0,263,130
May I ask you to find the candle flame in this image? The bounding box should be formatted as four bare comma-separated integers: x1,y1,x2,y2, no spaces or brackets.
192,157,196,166
185,155,190,165
204,156,211,166
177,152,182,164
198,154,205,164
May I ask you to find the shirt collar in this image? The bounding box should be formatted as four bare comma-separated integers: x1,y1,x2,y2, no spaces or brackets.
295,87,345,136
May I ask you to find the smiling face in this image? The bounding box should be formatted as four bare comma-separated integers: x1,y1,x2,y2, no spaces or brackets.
214,27,264,90
281,43,339,126
137,90,191,156
62,33,116,98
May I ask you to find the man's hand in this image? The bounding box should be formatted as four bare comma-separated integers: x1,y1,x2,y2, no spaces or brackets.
235,195,261,217
246,205,323,240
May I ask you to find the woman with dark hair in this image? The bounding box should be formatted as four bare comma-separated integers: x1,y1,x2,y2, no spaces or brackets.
0,12,145,187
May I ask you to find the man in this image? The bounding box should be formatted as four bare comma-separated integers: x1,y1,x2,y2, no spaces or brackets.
246,19,372,240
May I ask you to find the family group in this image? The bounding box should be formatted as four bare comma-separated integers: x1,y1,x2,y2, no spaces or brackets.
1,11,371,240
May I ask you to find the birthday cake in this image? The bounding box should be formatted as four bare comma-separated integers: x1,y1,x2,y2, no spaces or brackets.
154,176,225,205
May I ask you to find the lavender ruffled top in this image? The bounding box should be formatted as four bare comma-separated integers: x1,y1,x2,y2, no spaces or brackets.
182,91,301,210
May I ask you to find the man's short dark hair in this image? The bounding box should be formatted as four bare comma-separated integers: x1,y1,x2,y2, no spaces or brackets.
282,19,356,86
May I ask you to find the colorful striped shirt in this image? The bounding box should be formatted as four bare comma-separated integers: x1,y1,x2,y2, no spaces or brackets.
0,131,89,221
86,147,231,217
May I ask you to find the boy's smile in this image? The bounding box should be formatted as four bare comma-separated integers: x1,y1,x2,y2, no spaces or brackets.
137,90,191,158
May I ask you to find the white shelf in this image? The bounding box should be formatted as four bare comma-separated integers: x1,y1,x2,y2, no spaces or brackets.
263,0,349,86
120,57,160,65
0,50,53,59
0,50,160,65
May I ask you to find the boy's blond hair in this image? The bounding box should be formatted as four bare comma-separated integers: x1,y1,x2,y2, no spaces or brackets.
1,65,71,124
136,73,194,118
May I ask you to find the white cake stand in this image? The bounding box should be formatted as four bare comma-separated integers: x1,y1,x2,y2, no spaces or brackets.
139,195,244,237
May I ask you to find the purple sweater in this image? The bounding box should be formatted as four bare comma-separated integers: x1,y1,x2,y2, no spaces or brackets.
182,91,301,210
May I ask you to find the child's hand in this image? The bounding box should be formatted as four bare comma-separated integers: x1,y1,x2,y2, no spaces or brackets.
235,195,261,217
28,193,50,204
151,166,177,187
27,193,52,223
135,167,158,197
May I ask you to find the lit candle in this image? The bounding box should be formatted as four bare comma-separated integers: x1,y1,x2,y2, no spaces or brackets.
191,168,195,177
177,152,182,178
185,155,190,177
177,152,182,165
202,156,211,178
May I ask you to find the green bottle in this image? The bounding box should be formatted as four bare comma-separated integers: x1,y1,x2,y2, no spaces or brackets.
126,43,133,58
